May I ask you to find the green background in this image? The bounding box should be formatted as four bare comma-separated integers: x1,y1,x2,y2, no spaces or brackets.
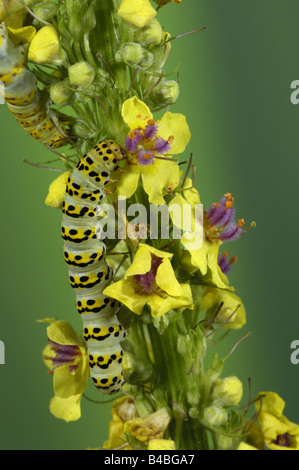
1,0,299,450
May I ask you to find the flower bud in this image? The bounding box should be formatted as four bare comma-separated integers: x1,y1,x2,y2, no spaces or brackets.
203,405,228,427
72,121,96,139
188,407,200,419
68,62,95,88
216,292,246,330
0,0,26,28
116,42,145,65
149,32,172,71
67,0,96,40
45,171,71,209
50,81,72,106
28,25,65,64
135,19,163,45
149,80,179,107
117,400,137,422
216,435,234,450
138,51,154,69
213,376,243,406
95,69,110,88
118,0,157,29
32,2,58,21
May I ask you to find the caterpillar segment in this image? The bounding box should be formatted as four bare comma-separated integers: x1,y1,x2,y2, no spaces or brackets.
0,23,69,148
62,140,127,394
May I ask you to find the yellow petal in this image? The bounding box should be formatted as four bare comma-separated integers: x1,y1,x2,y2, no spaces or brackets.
116,165,140,200
156,258,184,296
118,0,157,28
122,96,153,130
42,344,55,370
257,392,285,417
103,279,150,315
125,245,153,277
45,171,71,209
125,244,173,278
7,25,36,44
53,362,88,399
238,442,258,450
141,244,173,259
147,283,193,318
148,439,176,450
28,25,62,64
157,112,191,154
182,177,201,205
141,159,180,204
47,320,82,347
49,394,82,422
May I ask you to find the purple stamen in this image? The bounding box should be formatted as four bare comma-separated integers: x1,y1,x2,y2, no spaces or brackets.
154,137,171,154
137,148,155,166
207,198,235,227
218,253,231,274
219,222,243,241
46,340,81,371
125,132,143,152
144,123,158,140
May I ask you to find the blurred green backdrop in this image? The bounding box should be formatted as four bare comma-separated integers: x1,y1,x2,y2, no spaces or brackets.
1,0,299,450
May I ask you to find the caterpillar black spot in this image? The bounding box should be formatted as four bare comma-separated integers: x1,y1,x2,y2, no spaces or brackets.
0,23,69,148
62,140,127,394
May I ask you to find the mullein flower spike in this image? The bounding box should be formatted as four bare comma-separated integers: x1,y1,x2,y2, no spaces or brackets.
1,0,295,450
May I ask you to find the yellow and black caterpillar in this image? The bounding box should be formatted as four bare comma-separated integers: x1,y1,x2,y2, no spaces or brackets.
62,140,127,394
0,23,68,148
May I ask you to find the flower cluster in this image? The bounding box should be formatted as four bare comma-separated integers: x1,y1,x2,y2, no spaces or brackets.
1,0,297,451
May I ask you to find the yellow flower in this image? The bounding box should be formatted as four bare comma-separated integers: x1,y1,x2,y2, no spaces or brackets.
148,439,176,450
43,320,89,422
45,171,71,209
118,0,157,28
173,189,246,290
124,408,170,443
103,244,193,318
256,392,299,450
117,97,191,204
28,25,64,64
237,442,258,450
0,0,25,28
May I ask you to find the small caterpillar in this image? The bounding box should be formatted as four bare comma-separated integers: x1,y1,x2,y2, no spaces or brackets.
62,140,127,394
0,23,69,148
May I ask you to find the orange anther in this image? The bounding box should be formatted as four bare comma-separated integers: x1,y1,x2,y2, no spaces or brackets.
238,219,245,228
214,202,220,208
222,251,228,257
224,192,233,200
225,201,233,210
129,131,137,140
147,119,155,126
143,154,152,160
230,256,238,264
168,135,174,143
